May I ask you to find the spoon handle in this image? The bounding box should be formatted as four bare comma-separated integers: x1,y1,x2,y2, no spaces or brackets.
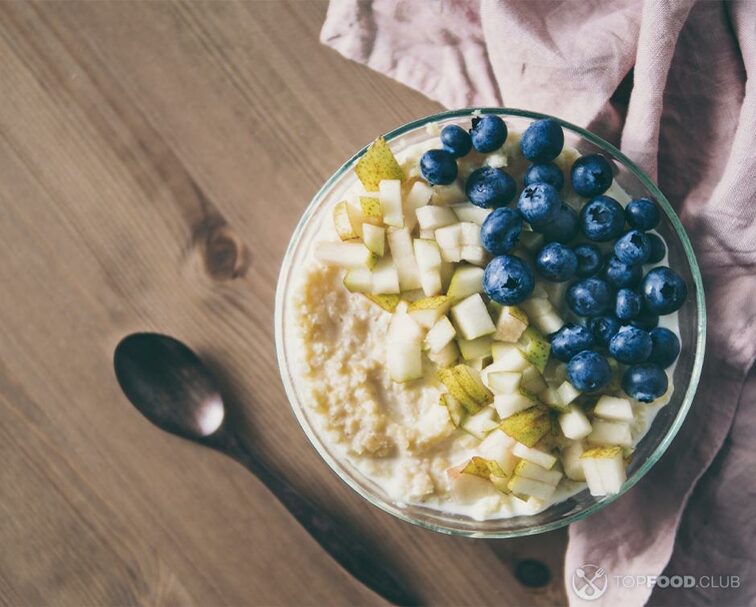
219,434,420,607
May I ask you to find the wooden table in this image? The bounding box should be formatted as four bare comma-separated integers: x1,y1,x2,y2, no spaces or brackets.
0,2,567,605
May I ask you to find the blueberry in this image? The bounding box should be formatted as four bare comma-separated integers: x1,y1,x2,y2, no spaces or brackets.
647,233,666,263
574,244,603,277
609,325,652,364
551,324,594,362
571,154,613,197
440,124,473,158
466,166,517,208
605,255,642,289
580,195,625,242
470,115,507,153
484,255,535,305
588,315,621,347
648,327,681,368
524,162,564,190
615,288,642,321
520,119,564,162
517,183,561,228
535,242,577,282
622,364,668,402
614,230,651,265
625,197,660,230
539,204,579,243
567,277,612,317
567,350,612,392
480,208,522,255
630,310,659,330
420,149,458,185
641,267,688,314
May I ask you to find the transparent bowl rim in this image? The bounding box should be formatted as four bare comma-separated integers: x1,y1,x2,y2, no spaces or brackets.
274,107,707,538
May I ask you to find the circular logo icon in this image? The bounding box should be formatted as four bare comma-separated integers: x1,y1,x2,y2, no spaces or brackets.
571,563,608,601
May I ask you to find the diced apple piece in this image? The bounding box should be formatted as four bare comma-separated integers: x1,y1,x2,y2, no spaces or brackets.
379,179,404,228
440,247,463,263
451,202,492,225
440,393,465,427
477,430,517,476
507,475,557,501
491,343,531,371
581,446,626,496
362,223,385,256
561,441,586,481
459,222,482,246
371,258,400,294
446,264,484,299
431,181,466,206
559,404,593,440
519,230,544,252
513,460,563,486
512,442,557,469
594,395,634,422
416,206,458,230
314,241,378,269
487,371,522,394
517,327,551,373
451,294,495,340
427,340,459,368
355,137,404,191
494,392,536,419
360,196,383,226
461,407,498,440
461,245,489,267
343,268,372,293
494,306,529,342
499,406,551,447
588,420,633,447
435,223,463,249
332,201,360,240
458,335,493,361
520,365,547,394
557,381,581,406
387,228,421,290
407,295,451,328
426,316,456,353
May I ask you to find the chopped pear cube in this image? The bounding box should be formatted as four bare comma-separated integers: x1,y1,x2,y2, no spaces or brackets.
333,201,360,240
355,137,404,191
451,202,492,225
437,367,480,413
360,196,383,226
507,475,557,501
557,381,581,406
413,239,442,271
430,181,466,205
459,222,482,246
427,340,459,368
539,386,567,412
491,343,531,371
531,307,564,335
477,430,517,474
439,261,454,292
451,294,495,340
487,371,522,394
588,420,633,447
520,296,552,319
446,264,485,299
343,268,372,293
426,316,457,353
386,340,423,383
517,326,551,373
494,306,529,342
418,228,435,239
435,223,463,249
440,393,465,426
461,407,498,440
512,442,557,469
419,268,443,296
467,357,492,371
364,294,400,312
440,247,463,263
452,364,494,406
387,228,422,290
388,310,424,343
581,446,626,495
314,241,378,269
520,365,547,394
594,395,634,422
404,181,433,231
458,335,493,361
559,404,593,440
460,456,507,480
494,392,536,419
499,406,551,447
561,440,586,481
513,460,563,486
407,295,451,328
461,245,489,267
379,179,404,227
371,258,400,294
416,206,458,230
362,223,385,256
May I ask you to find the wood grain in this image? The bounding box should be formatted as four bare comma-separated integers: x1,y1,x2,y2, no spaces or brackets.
0,2,567,605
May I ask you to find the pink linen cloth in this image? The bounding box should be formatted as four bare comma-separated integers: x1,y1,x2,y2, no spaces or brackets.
321,1,756,605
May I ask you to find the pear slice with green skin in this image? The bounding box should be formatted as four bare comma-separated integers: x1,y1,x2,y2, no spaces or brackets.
343,268,372,294
355,137,404,192
333,201,360,240
451,365,493,408
360,196,383,226
461,456,507,480
499,405,552,447
437,367,480,413
363,293,400,313
407,295,452,328
362,223,385,256
440,393,466,427
517,326,551,373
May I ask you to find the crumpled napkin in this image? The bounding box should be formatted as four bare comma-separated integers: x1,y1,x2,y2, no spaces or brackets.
321,1,756,604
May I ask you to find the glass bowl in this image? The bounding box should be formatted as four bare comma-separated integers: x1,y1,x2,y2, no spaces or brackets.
274,108,706,538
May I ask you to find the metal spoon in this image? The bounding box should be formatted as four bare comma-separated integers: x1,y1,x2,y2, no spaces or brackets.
113,332,418,607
